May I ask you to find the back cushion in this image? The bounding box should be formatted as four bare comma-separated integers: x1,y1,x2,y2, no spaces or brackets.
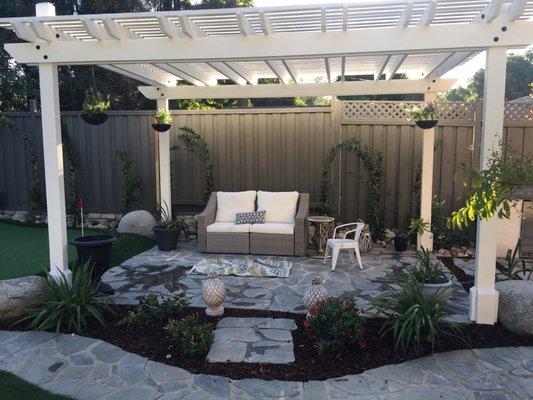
216,191,257,222
257,191,299,224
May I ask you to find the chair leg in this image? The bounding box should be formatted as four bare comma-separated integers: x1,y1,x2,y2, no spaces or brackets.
331,247,339,271
323,244,329,264
355,246,363,270
348,248,354,263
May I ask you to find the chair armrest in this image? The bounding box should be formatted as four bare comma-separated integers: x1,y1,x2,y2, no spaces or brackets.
294,193,309,256
195,192,217,252
333,222,358,238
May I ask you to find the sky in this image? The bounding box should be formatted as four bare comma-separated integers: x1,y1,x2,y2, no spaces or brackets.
249,0,528,88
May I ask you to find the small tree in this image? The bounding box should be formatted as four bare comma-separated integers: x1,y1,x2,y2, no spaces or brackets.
114,149,141,213
450,148,533,229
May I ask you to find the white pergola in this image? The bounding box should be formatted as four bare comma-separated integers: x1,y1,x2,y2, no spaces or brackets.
1,1,532,324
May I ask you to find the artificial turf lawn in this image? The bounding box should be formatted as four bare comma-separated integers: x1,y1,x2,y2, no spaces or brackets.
0,220,155,280
0,370,75,400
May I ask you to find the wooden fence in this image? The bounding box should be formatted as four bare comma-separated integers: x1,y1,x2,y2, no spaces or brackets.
0,102,531,228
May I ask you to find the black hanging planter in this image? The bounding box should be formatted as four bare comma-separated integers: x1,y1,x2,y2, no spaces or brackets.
71,234,116,292
153,226,179,251
415,119,438,130
394,234,408,252
152,123,172,132
81,112,109,125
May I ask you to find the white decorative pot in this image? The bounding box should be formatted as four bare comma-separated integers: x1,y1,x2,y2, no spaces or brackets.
303,276,329,316
202,273,226,316
421,279,453,301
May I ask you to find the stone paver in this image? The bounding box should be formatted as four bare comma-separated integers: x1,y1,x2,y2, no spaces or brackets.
102,242,470,322
207,317,297,364
1,330,531,399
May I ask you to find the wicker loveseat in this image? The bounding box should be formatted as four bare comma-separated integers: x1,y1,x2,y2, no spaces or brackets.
196,191,309,256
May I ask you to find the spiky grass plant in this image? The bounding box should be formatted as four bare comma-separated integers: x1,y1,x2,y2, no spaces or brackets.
22,261,114,335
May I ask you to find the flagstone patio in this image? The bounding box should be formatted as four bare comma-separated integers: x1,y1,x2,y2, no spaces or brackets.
102,242,470,322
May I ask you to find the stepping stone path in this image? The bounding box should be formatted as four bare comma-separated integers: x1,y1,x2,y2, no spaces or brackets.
207,317,297,364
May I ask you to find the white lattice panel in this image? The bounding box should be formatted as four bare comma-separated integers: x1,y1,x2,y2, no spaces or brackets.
505,103,533,121
342,101,476,122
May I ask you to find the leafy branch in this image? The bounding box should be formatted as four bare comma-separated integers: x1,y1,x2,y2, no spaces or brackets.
114,149,141,213
171,126,215,202
450,149,533,229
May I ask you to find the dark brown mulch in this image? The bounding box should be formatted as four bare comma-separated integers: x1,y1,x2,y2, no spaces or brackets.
76,306,533,381
439,257,475,291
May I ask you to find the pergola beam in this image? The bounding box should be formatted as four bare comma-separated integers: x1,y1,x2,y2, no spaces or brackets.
6,19,531,65
207,61,247,85
139,78,455,100
386,54,407,80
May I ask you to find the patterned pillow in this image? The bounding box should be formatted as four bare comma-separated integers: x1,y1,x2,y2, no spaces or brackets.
235,210,266,225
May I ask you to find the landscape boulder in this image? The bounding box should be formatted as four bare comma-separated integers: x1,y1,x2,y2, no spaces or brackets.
495,280,533,336
0,276,45,323
117,210,156,237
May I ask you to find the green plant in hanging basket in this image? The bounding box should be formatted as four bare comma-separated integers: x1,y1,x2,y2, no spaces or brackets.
154,109,172,124
82,87,110,114
406,101,437,122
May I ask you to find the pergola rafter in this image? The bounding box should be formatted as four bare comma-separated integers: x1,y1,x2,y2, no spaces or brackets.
1,0,532,326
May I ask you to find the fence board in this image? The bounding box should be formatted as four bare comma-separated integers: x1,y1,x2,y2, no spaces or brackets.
0,104,530,230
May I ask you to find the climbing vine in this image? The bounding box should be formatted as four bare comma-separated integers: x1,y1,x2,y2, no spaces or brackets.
114,149,142,213
171,126,215,202
320,137,385,241
61,123,79,217
0,113,45,213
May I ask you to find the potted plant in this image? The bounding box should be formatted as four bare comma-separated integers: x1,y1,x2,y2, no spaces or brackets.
81,87,110,125
175,217,189,241
408,247,453,300
152,109,172,132
406,101,438,130
394,218,430,252
153,201,179,251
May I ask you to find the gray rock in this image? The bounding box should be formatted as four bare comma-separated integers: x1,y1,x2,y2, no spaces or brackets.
117,210,156,237
0,276,45,323
194,374,230,398
496,280,533,336
233,379,301,398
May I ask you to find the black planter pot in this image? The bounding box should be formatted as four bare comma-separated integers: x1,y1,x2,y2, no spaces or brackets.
415,119,438,130
153,226,179,251
394,234,408,252
71,235,116,281
81,112,109,125
152,123,171,132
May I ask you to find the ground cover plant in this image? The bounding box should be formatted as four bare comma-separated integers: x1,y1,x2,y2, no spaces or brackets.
166,314,214,357
119,292,189,325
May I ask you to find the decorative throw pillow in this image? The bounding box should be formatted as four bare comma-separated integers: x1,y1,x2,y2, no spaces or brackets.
235,210,266,225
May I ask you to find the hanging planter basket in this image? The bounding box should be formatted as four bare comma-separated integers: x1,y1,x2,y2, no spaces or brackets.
81,112,109,125
415,119,438,130
152,123,171,132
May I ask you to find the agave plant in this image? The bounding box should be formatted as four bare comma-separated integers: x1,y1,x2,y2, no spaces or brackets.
21,261,114,335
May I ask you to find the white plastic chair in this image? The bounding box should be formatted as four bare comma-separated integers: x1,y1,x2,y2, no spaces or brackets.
323,221,365,271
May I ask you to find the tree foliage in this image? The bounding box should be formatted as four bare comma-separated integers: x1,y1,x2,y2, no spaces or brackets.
450,149,533,229
439,52,533,102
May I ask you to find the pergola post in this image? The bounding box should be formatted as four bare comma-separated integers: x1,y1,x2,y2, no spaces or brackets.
156,98,172,216
36,3,69,280
418,91,436,251
469,46,507,324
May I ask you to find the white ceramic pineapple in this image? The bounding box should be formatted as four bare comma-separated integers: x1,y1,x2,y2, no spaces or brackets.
202,272,226,316
303,276,329,315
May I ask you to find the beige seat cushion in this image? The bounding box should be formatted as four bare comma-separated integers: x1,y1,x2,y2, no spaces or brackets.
207,222,251,233
249,223,294,235
215,191,256,223
257,191,299,224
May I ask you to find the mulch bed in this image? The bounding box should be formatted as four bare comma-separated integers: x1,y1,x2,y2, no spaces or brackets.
76,306,533,381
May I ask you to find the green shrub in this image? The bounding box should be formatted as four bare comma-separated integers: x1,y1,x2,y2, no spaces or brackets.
119,292,188,326
166,315,213,357
82,87,110,114
305,297,366,355
408,247,448,284
22,262,114,335
154,109,172,124
373,283,462,352
406,101,437,121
